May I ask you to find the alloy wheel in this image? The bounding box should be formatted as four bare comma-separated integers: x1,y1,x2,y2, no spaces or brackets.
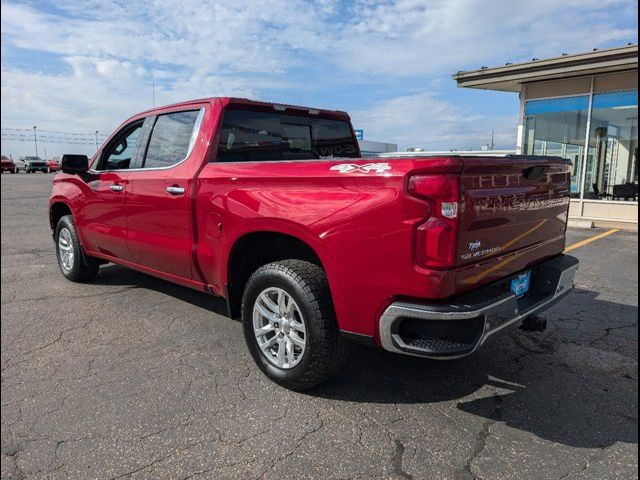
253,287,306,369
58,227,75,272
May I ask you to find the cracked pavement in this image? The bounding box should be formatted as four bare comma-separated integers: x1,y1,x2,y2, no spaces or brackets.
1,174,638,479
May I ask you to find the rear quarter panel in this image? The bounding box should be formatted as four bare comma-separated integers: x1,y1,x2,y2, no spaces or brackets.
195,158,462,337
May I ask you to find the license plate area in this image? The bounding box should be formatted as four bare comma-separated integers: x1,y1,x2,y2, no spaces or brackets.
511,270,531,298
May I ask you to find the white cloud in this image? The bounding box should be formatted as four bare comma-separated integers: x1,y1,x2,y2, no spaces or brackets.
0,64,257,131
336,0,637,76
350,91,517,149
0,1,337,73
0,0,637,157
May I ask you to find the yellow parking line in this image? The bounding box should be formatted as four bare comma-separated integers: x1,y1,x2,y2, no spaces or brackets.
564,228,619,253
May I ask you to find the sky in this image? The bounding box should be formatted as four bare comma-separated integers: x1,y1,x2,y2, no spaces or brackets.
1,0,638,158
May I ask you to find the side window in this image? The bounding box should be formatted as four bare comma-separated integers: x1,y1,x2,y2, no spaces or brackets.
97,121,144,171
143,110,200,169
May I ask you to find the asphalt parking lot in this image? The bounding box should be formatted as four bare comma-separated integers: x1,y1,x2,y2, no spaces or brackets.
1,173,638,480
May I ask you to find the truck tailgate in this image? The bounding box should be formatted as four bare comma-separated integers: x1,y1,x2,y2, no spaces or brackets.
456,156,571,270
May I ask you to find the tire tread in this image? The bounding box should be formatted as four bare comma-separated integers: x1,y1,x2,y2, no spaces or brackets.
55,215,100,282
242,260,346,390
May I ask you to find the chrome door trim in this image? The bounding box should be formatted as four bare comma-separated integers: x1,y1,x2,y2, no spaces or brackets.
87,107,205,174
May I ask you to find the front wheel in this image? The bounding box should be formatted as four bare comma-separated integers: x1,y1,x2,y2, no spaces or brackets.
55,215,100,282
242,260,346,390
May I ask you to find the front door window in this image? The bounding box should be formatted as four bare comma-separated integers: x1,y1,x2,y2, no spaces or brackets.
96,121,144,171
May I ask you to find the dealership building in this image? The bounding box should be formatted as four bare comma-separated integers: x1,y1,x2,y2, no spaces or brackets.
453,44,638,226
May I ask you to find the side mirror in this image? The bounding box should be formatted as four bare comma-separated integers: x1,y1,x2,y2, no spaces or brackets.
60,154,89,176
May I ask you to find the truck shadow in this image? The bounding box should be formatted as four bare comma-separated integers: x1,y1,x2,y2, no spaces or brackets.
313,290,638,449
94,266,637,450
97,264,231,317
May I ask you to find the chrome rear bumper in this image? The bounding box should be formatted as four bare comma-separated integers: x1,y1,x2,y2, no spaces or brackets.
379,255,579,359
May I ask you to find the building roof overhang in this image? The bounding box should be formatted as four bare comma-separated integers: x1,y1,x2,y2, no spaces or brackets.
452,45,638,92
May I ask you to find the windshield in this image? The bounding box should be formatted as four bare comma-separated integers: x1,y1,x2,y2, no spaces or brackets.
217,108,359,162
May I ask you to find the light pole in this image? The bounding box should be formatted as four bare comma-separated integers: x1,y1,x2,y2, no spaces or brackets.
33,126,38,157
95,130,99,149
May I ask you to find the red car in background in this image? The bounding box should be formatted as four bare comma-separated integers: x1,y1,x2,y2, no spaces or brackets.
46,158,61,172
1,156,17,173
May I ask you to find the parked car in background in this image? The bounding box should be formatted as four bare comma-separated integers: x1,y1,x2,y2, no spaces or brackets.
14,158,27,172
22,156,48,173
1,155,17,173
46,157,61,173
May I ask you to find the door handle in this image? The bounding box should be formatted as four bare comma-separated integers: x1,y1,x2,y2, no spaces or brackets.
110,184,124,192
166,185,185,195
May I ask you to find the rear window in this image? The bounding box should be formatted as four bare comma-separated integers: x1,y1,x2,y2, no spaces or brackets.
216,108,359,162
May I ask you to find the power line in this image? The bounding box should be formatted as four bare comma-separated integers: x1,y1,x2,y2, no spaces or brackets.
1,126,108,148
3,134,101,141
1,135,98,145
2,127,108,137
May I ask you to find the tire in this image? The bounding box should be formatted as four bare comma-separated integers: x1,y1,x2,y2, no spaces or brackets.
242,260,346,390
54,215,100,282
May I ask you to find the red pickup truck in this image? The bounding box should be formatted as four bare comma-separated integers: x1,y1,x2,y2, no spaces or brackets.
49,98,578,389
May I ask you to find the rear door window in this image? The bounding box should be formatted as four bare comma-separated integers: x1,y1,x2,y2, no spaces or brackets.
217,108,359,162
142,110,201,169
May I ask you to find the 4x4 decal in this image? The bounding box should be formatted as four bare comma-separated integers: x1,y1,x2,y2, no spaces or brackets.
330,163,391,174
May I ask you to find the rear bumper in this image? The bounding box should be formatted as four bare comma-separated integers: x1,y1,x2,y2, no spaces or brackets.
379,254,579,359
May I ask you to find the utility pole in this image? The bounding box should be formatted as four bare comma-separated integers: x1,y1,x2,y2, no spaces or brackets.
33,126,38,157
44,147,47,159
95,130,99,149
490,130,495,150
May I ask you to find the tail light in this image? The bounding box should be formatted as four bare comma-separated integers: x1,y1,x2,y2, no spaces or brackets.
408,174,460,269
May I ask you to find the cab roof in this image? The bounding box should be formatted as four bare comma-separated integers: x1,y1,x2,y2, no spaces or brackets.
136,97,351,121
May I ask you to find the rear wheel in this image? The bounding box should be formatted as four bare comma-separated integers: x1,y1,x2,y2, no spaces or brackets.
242,260,346,390
55,215,100,282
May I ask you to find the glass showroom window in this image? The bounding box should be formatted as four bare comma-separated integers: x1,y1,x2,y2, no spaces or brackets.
523,96,590,198
584,90,638,201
